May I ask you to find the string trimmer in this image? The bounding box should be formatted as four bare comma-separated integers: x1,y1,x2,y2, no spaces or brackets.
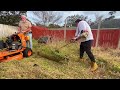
55,39,76,53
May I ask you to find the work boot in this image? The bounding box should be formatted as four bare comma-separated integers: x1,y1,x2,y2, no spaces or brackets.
90,62,98,72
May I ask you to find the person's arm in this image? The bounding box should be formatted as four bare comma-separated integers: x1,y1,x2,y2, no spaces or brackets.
75,22,88,40
22,28,31,33
18,21,21,33
22,21,32,33
75,27,79,37
71,23,81,42
72,22,83,40
18,27,21,33
71,22,88,42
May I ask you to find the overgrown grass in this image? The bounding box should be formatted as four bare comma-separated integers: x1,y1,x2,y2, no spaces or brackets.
0,39,120,79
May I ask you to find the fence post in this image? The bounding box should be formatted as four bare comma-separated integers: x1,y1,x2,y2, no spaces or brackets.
64,16,71,42
95,20,101,47
117,31,120,49
64,19,67,41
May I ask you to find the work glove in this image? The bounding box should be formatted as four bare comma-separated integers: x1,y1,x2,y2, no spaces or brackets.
80,30,89,39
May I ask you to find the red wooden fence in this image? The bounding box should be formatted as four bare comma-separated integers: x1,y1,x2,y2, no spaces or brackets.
31,26,120,48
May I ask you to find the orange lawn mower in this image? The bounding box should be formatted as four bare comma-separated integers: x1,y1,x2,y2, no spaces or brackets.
0,32,32,62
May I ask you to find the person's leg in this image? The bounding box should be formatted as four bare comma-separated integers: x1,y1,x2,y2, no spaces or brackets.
25,33,29,48
28,33,32,49
84,40,98,71
80,42,85,59
84,40,95,62
25,33,32,49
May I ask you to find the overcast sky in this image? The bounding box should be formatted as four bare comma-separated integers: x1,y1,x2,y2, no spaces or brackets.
27,11,120,26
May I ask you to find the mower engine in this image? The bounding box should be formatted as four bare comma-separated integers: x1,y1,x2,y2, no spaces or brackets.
11,42,21,50
5,36,13,49
5,34,22,50
0,32,32,62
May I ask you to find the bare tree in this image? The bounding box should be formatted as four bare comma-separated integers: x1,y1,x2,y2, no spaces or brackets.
32,11,62,26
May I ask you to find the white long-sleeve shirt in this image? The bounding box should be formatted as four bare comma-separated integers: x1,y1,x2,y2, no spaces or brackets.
75,20,94,42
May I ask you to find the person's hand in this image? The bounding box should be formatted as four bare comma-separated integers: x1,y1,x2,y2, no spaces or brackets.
17,31,21,34
22,31,25,33
70,37,77,43
21,31,27,34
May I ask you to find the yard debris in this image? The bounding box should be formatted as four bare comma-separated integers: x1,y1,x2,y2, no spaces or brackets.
33,64,39,67
38,36,52,44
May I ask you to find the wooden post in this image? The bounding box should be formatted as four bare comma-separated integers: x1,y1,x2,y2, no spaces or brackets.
117,31,120,49
64,18,67,42
95,20,101,47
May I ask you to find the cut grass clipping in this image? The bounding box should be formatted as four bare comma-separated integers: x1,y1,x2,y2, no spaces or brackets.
33,44,69,63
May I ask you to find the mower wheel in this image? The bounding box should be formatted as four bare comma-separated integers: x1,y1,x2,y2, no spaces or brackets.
23,48,32,57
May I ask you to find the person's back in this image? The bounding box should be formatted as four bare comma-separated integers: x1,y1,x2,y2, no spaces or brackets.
77,20,93,42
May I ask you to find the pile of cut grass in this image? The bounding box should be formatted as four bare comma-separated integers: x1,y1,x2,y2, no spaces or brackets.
32,39,69,63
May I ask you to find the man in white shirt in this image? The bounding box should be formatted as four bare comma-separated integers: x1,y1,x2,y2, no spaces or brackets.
72,19,98,71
